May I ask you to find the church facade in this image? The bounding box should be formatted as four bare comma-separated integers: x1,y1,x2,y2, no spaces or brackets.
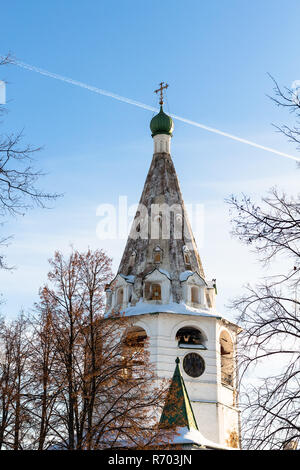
105,86,241,449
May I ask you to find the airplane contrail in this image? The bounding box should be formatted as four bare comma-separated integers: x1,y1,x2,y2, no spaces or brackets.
10,59,300,163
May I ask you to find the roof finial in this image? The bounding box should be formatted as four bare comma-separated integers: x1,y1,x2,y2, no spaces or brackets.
154,81,169,106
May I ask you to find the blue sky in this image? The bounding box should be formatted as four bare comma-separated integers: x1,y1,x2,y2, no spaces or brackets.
0,0,299,320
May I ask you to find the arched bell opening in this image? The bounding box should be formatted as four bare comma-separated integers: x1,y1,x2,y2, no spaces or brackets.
220,330,234,387
123,326,147,348
121,326,148,378
176,326,207,350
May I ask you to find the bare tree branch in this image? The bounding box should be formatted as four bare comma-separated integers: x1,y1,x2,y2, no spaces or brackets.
0,53,61,270
227,188,300,449
267,74,300,167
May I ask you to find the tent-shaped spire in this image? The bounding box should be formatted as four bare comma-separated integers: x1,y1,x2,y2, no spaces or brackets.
103,98,214,315
116,111,205,304
118,142,204,274
160,358,198,431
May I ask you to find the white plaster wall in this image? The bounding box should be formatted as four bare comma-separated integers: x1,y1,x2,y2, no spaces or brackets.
192,402,219,442
218,404,240,446
153,134,171,154
131,312,240,446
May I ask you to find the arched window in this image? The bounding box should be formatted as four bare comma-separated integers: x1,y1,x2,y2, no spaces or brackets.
183,245,191,267
184,253,190,265
152,284,161,299
144,282,162,301
176,327,207,349
154,252,161,263
129,251,136,266
153,246,162,264
105,286,112,310
220,331,234,387
122,327,147,378
152,214,162,239
191,286,200,304
117,288,124,305
206,290,212,308
127,252,136,275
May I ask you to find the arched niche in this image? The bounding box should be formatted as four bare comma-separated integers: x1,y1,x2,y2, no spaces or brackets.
176,326,207,350
117,287,124,306
219,330,234,387
153,245,163,264
144,282,162,300
182,245,191,269
121,326,148,379
191,286,200,304
105,273,133,313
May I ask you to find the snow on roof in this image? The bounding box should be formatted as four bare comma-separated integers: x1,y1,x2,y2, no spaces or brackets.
158,268,171,279
119,274,135,284
179,270,194,282
172,427,235,450
117,300,220,319
179,270,207,285
143,267,171,280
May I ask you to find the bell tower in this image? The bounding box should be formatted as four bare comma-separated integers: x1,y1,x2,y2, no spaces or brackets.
105,84,241,449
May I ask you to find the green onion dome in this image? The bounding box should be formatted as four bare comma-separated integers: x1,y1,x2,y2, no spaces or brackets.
150,105,174,137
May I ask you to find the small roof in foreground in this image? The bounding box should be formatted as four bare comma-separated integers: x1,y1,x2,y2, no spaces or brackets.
159,357,198,430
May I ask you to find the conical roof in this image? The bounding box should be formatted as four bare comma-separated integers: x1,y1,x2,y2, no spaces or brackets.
160,358,198,430
117,140,205,304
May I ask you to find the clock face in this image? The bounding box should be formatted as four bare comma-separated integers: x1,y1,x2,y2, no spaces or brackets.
183,353,205,378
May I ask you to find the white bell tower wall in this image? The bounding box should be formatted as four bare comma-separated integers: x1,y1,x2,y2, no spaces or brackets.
128,311,240,448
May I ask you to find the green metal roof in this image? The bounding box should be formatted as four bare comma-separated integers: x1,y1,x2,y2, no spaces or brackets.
150,105,174,137
159,357,198,430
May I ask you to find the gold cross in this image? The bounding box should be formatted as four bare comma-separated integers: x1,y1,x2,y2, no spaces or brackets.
154,81,169,106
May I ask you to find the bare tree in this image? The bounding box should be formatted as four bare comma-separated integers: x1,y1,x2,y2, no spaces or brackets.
227,188,300,449
268,74,300,167
0,313,32,449
0,315,15,449
226,76,300,450
31,249,171,450
0,248,174,450
0,53,60,269
27,296,59,450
